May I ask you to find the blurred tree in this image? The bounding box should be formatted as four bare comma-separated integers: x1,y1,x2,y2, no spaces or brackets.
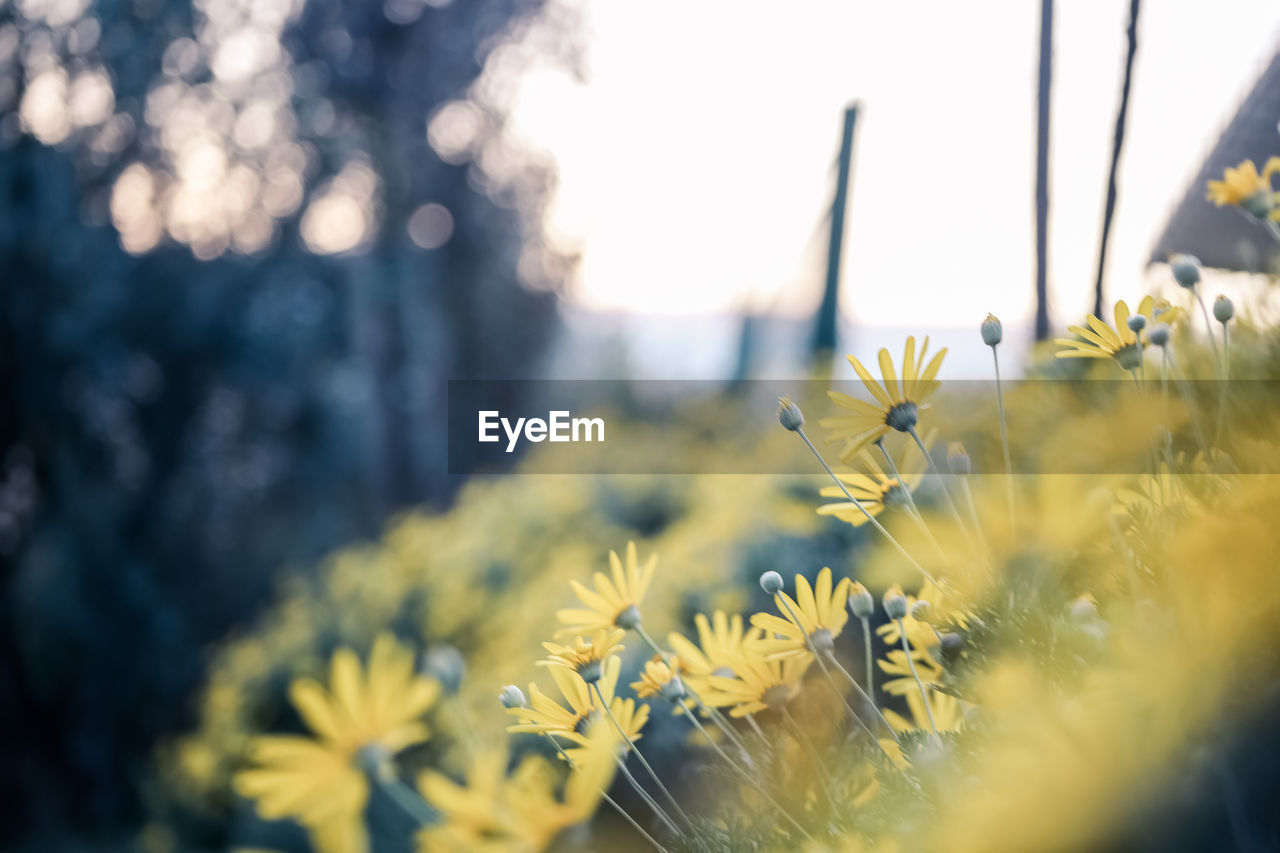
1034,0,1053,341
1092,0,1141,319
0,0,574,844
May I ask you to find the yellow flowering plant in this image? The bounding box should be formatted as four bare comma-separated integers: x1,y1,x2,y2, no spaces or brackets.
160,240,1280,851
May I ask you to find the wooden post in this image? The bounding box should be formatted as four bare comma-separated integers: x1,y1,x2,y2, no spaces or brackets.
811,103,860,361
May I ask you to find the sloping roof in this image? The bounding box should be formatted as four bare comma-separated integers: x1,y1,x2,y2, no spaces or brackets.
1149,45,1280,273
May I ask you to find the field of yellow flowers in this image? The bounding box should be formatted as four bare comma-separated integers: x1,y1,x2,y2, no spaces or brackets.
144,166,1280,853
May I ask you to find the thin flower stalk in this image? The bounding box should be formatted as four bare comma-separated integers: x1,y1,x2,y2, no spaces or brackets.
591,683,693,832
875,439,948,561
957,473,988,552
897,620,940,736
679,700,815,843
376,773,437,826
906,424,973,549
774,594,899,745
1193,290,1222,366
779,705,839,809
860,616,874,701
991,345,1016,526
539,732,671,853
632,623,753,761
790,424,939,587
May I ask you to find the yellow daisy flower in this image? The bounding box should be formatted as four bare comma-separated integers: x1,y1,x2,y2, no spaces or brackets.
506,656,648,763
234,634,440,835
749,567,852,659
667,611,759,701
884,686,963,735
630,655,687,703
1206,157,1280,217
704,646,813,717
876,580,960,654
418,722,618,853
817,431,935,527
537,628,625,683
878,648,942,698
556,541,657,636
820,336,947,460
1054,296,1173,370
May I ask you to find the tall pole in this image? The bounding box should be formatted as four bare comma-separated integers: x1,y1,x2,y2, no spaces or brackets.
1092,0,1141,319
1034,0,1054,341
811,103,860,361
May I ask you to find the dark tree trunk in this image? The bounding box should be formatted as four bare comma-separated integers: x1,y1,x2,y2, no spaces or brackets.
811,103,860,361
1034,0,1054,340
1093,0,1141,318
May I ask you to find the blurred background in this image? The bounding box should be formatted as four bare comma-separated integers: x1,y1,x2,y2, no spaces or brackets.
3,0,1280,848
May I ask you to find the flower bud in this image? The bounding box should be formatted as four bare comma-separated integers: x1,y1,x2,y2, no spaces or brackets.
1126,314,1146,333
1170,254,1201,289
883,585,908,620
615,604,642,629
981,313,1003,347
946,442,971,475
777,396,804,431
499,684,526,709
1068,595,1099,624
910,600,933,623
847,581,874,619
424,645,466,694
760,571,785,595
1146,323,1171,348
1213,295,1234,324
1242,190,1272,220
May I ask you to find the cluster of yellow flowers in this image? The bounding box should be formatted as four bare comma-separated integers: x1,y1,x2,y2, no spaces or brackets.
153,164,1280,852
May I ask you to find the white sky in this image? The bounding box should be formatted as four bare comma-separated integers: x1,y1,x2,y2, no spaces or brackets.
509,1,1280,329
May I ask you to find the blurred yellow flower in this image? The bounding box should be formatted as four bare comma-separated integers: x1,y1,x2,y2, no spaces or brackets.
1206,156,1280,215
705,646,813,717
821,336,946,459
418,722,618,852
877,648,941,698
537,628,625,682
668,611,760,704
884,687,962,734
1054,296,1167,369
817,431,934,527
630,655,681,699
234,634,439,842
506,656,648,763
749,567,852,660
556,541,657,636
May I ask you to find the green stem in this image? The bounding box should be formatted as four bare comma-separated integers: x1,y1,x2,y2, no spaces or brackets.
683,701,814,843
780,705,838,808
794,426,938,586
539,733,671,852
906,424,972,548
375,773,436,826
876,439,948,561
745,714,771,750
1167,348,1210,454
861,617,874,701
616,756,684,839
632,624,753,761
1216,322,1229,446
958,475,988,552
991,345,1016,527
824,651,900,745
1195,290,1222,367
897,619,939,736
592,683,693,832
774,594,897,744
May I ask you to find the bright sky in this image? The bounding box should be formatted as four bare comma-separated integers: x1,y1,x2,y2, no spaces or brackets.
510,0,1280,328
